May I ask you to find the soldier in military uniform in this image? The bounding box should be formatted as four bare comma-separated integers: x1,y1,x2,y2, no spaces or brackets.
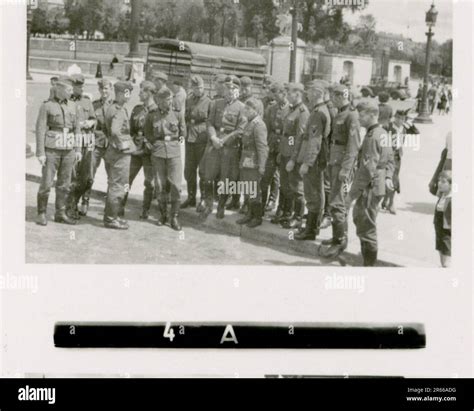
295,80,331,241
67,73,97,219
213,74,227,100
228,76,264,214
201,75,247,220
69,78,113,217
263,82,290,223
320,83,338,230
378,92,393,130
144,88,186,230
235,98,268,228
35,76,81,226
319,84,360,258
240,76,264,116
48,76,58,100
122,80,157,220
350,101,394,266
261,74,275,111
182,75,212,211
279,83,310,229
103,81,136,230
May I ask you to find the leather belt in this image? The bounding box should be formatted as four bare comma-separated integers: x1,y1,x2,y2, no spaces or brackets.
333,140,345,146
156,136,179,142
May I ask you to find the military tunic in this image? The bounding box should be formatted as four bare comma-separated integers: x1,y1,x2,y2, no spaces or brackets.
36,97,81,211
279,101,309,203
297,102,331,215
239,114,268,204
71,97,111,207
128,102,155,211
69,94,96,196
144,105,186,206
184,93,212,201
350,123,394,255
261,100,290,208
327,104,360,240
103,102,136,221
203,98,247,203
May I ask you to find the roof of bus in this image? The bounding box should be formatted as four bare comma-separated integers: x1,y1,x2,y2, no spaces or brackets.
148,38,267,67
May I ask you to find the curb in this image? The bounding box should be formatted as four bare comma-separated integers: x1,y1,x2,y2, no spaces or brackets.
26,172,407,267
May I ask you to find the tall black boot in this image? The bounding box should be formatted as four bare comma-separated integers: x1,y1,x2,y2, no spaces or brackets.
362,241,377,266
216,195,227,219
118,192,129,218
196,180,206,212
278,196,294,227
36,193,49,226
236,200,253,225
281,197,303,229
66,190,81,220
246,202,263,228
295,211,317,240
180,188,196,209
55,191,77,225
170,201,182,231
200,182,214,219
140,189,153,219
227,194,241,211
157,201,168,226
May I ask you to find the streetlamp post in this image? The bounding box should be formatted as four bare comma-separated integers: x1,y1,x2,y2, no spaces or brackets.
124,0,145,82
415,2,438,124
288,3,298,82
26,5,33,80
127,0,142,58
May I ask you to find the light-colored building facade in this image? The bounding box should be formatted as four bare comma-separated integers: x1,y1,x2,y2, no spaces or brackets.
387,59,411,84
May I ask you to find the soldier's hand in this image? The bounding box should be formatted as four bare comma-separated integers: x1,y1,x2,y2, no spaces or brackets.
286,159,295,172
385,178,394,192
299,163,309,177
37,155,46,167
75,151,82,162
338,172,348,183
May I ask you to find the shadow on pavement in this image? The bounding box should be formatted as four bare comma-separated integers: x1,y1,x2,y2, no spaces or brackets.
398,201,435,215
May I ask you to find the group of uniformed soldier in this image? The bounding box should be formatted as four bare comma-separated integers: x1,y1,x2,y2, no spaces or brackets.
35,70,396,266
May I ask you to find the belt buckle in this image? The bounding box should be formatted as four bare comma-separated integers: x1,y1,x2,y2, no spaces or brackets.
191,119,195,124
220,127,225,133
164,135,171,142
275,129,281,134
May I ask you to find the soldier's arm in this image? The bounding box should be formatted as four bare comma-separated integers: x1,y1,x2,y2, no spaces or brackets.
35,103,48,157
255,121,269,174
129,106,139,136
72,103,82,153
111,109,131,148
379,135,395,180
223,106,248,145
303,111,325,168
86,99,97,121
143,112,153,142
340,112,361,179
206,100,218,141
290,108,310,163
178,109,187,138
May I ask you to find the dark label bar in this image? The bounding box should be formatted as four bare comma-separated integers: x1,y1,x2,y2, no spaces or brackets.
54,322,426,349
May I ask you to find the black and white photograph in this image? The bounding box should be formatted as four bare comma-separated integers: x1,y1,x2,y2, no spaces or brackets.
0,0,472,406
22,0,454,267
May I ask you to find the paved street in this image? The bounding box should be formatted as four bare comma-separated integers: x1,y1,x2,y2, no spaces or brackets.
26,181,323,265
26,75,452,266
